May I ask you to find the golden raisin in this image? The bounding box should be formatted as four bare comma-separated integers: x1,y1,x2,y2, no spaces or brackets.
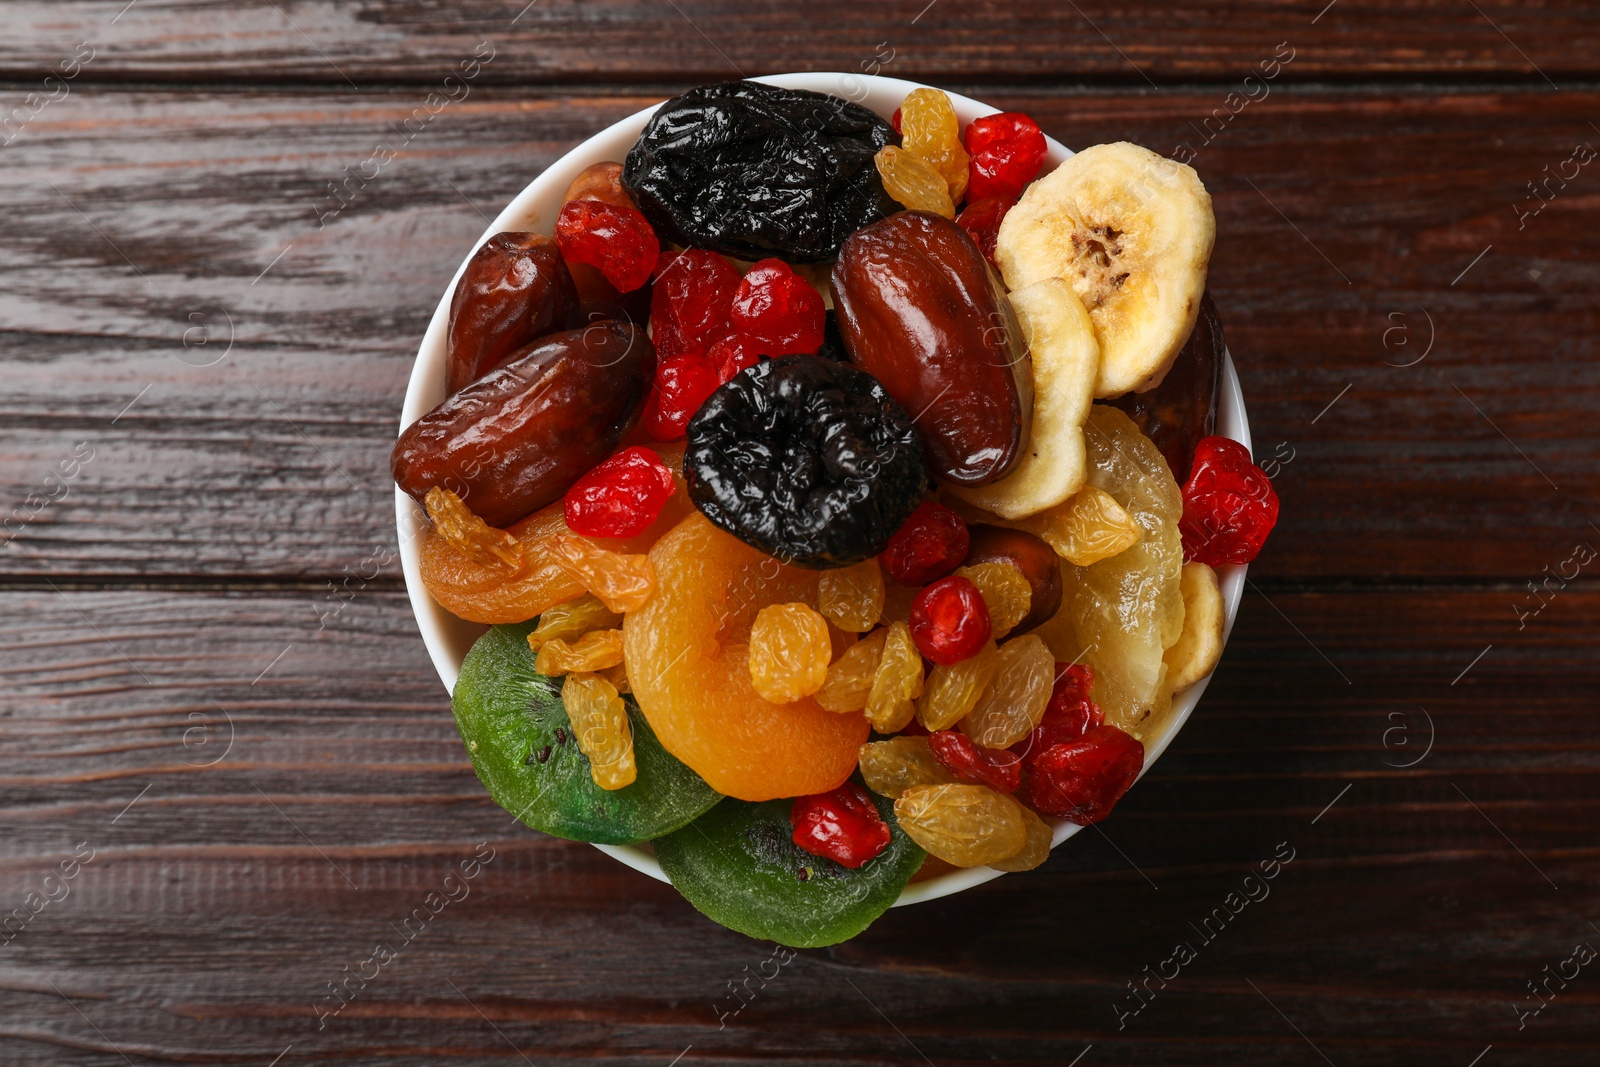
858,735,955,799
917,640,1001,731
1039,485,1142,567
894,782,1027,867
989,799,1054,872
865,621,925,732
748,602,832,704
561,672,636,790
959,633,1055,748
955,561,1032,638
875,145,956,219
547,533,657,613
816,628,888,713
534,628,625,676
898,88,970,204
598,660,631,694
425,487,525,573
818,559,886,633
527,594,623,649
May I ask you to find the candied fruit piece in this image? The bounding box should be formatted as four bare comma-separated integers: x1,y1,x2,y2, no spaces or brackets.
707,333,760,384
564,446,678,539
1024,724,1144,824
534,628,625,676
917,640,1000,731
880,500,970,586
956,194,1018,269
555,199,659,293
650,248,742,360
955,561,1031,639
818,559,886,633
928,729,1021,793
1180,436,1280,565
874,145,956,218
858,735,955,799
893,782,1026,868
1015,662,1103,762
1031,406,1184,731
547,533,657,613
909,576,992,665
989,800,1053,872
425,487,525,573
790,781,892,869
748,602,833,704
958,633,1055,749
816,627,888,713
730,258,826,356
1042,485,1142,566
528,594,623,650
964,112,1049,203
898,88,970,203
644,355,722,441
865,621,925,733
561,671,637,790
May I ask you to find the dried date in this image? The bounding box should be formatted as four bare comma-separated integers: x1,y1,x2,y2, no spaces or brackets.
446,232,584,396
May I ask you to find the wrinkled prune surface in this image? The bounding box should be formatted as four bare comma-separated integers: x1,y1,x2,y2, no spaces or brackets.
622,80,900,263
685,356,928,568
1111,292,1224,483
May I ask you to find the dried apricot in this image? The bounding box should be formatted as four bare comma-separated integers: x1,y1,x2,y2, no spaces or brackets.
858,735,955,799
916,640,1000,731
818,559,885,633
893,782,1027,867
958,634,1055,749
623,513,869,801
534,628,625,676
865,621,925,733
816,628,888,714
562,672,636,790
748,603,832,703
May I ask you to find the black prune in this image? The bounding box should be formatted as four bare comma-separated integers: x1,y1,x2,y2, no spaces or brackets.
1110,292,1224,483
622,80,900,263
685,356,928,568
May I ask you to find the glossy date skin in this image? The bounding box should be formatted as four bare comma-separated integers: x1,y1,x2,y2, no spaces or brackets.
963,523,1062,634
394,323,656,528
446,232,584,396
831,211,1031,486
1111,291,1224,483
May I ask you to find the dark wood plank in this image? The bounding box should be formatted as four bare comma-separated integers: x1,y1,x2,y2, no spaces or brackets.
1,587,1595,1064
3,0,1599,84
4,87,1599,582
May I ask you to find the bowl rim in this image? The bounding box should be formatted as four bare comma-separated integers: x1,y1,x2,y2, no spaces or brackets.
395,71,1249,907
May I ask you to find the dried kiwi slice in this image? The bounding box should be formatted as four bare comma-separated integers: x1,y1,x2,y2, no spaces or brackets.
452,621,720,844
653,789,924,946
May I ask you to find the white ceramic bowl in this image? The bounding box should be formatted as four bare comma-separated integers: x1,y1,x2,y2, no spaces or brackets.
396,72,1249,905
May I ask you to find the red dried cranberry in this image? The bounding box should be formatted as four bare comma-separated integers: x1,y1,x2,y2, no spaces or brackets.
643,355,722,440
1023,725,1144,825
729,258,825,356
890,107,903,134
555,200,659,294
1014,663,1103,762
928,730,1021,793
1179,436,1280,566
880,500,970,585
909,575,991,665
964,112,1049,203
706,334,760,384
563,446,677,538
956,194,1018,269
790,782,891,869
649,248,741,361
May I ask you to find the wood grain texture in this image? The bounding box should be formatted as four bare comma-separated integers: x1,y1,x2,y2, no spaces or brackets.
3,86,1598,580
2,0,1599,84
1,588,1595,1064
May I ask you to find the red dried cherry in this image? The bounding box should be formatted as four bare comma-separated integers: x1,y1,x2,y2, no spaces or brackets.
964,112,1049,203
790,782,891,869
644,355,722,440
706,334,760,384
1024,725,1144,825
890,107,903,134
555,200,659,294
1015,663,1103,762
909,575,992,665
1179,436,1280,566
563,446,677,538
880,500,970,585
928,730,1021,793
729,258,825,356
649,248,742,361
956,194,1018,269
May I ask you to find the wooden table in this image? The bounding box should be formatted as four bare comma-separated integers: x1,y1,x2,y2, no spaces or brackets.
3,2,1597,1063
